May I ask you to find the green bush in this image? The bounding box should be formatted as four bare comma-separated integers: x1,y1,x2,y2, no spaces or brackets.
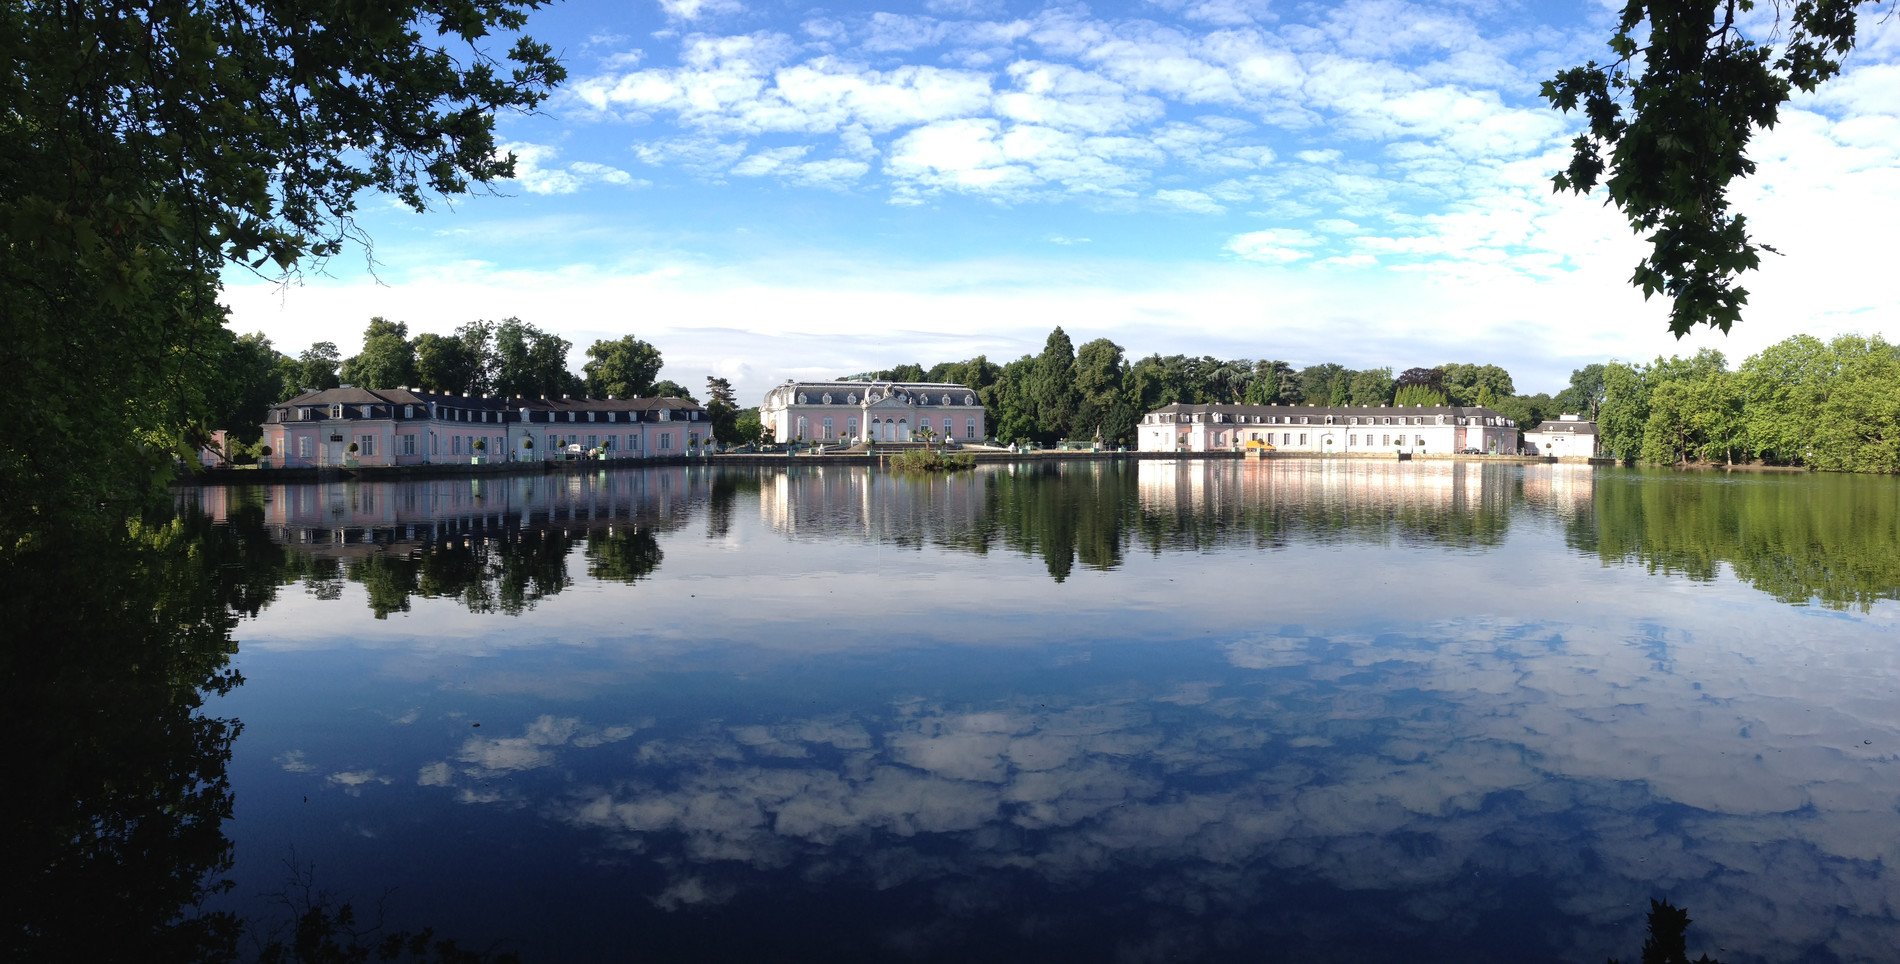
890,447,976,473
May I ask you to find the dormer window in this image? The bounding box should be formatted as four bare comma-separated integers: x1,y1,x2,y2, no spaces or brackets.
659,408,670,421
330,404,344,419
823,393,832,404
797,393,808,404
963,394,974,405
608,412,616,422
847,393,857,404
588,412,596,422
941,394,951,405
566,412,575,422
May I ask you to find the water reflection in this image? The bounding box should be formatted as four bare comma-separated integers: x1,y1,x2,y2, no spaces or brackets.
181,468,717,617
1,513,262,960
152,461,1900,961
1569,469,1900,610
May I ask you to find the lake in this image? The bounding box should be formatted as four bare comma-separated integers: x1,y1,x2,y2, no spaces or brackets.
10,459,1899,962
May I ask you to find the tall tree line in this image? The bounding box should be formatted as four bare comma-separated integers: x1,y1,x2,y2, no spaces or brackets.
208,318,696,447
1597,335,1900,472
858,327,1588,448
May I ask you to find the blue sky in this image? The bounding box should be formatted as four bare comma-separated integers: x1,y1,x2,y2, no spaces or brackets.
221,0,1900,404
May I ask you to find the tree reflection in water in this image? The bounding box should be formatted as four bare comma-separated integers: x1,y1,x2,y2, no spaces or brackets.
1,511,266,961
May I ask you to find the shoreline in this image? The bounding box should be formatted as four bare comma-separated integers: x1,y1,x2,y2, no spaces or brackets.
176,449,1577,486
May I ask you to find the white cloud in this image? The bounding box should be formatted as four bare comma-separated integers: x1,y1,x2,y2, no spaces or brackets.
1226,227,1319,263
1155,188,1225,213
503,142,646,195
658,0,741,21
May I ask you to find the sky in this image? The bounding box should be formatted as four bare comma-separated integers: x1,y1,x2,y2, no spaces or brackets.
219,0,1900,405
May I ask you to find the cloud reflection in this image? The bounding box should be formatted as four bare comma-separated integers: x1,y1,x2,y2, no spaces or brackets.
407,614,1900,961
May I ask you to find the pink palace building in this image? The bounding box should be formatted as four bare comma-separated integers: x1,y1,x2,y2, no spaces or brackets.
260,386,710,468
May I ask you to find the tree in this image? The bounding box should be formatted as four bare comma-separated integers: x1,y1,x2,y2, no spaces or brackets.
1030,327,1079,443
1298,363,1352,406
1346,368,1395,406
292,343,343,395
413,332,482,396
1439,363,1516,407
581,336,663,399
338,318,416,390
1393,367,1448,407
733,408,766,446
648,380,697,402
1245,360,1300,405
1734,335,1830,464
208,332,290,445
1599,361,1651,462
705,376,740,444
1,1,563,530
493,318,578,399
985,356,1038,444
1544,1,1867,335
1072,339,1132,443
1555,364,1608,419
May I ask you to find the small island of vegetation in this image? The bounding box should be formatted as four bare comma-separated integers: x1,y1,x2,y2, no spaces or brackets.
888,447,976,473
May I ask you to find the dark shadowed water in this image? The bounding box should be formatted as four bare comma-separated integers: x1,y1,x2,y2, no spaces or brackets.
11,460,1899,962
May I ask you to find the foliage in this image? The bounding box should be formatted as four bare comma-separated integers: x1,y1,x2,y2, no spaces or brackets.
210,331,293,445
733,407,766,446
1346,367,1395,406
1556,363,1608,419
1439,363,1516,407
1393,384,1448,407
648,380,698,402
339,318,418,390
582,335,663,399
1031,327,1079,444
705,376,741,443
413,332,483,396
889,447,977,473
1606,899,1725,964
1545,0,1867,336
0,0,562,532
1,510,275,960
494,318,579,400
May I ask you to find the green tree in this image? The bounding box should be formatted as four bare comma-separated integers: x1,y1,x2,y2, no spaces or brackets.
1555,363,1607,419
413,331,482,396
0,1,562,531
1439,363,1516,407
581,335,663,399
292,343,343,394
338,317,416,390
1030,327,1079,443
985,356,1038,444
1298,363,1352,406
1244,359,1300,404
1598,361,1650,462
1544,0,1866,335
1128,355,1189,411
1072,338,1130,443
494,318,578,399
1346,367,1395,406
208,331,290,445
1809,335,1900,473
648,380,697,402
705,376,740,443
733,408,766,446
1734,335,1832,465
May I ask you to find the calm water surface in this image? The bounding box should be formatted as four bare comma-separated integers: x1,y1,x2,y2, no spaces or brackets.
19,460,1900,962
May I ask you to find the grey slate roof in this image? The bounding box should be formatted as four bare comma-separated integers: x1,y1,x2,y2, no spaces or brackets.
1530,419,1598,435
